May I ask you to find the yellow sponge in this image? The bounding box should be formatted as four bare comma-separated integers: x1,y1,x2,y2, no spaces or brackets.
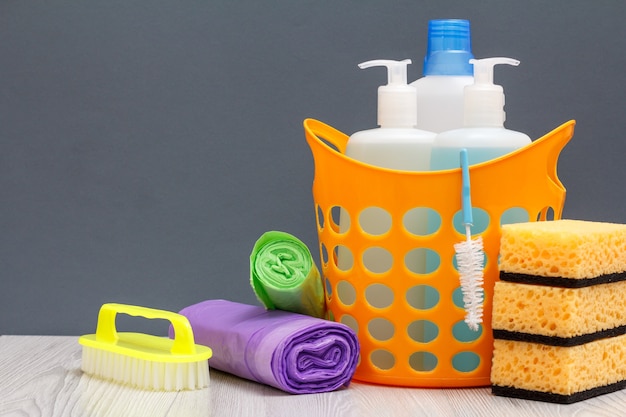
492,280,626,340
499,219,626,280
492,335,626,400
491,219,626,403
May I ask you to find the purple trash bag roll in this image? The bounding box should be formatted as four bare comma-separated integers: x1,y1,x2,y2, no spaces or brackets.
172,299,360,394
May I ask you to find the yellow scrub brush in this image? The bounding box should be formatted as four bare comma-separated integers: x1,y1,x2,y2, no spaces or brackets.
79,303,213,391
453,149,485,331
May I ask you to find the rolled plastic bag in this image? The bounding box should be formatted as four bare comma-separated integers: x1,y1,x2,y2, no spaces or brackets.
250,231,326,318
173,299,359,394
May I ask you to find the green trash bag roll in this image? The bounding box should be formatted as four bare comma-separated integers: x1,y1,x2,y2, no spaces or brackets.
250,231,326,319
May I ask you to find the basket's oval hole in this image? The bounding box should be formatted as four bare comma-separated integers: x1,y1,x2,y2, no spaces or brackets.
452,351,481,373
368,318,395,341
405,248,440,275
316,205,325,230
362,247,393,274
407,320,439,343
336,280,357,306
331,205,350,233
403,207,441,236
453,207,490,235
334,245,353,271
452,286,464,309
321,243,329,265
359,206,392,236
324,277,332,298
452,286,485,312
409,351,438,372
406,285,440,310
452,320,483,343
371,349,395,371
365,283,394,309
501,207,530,226
340,314,359,334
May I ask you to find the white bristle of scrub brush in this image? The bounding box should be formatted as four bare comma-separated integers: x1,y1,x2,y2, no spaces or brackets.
454,228,485,331
80,345,211,391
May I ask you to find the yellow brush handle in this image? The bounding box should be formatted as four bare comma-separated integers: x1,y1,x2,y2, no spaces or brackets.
95,303,197,355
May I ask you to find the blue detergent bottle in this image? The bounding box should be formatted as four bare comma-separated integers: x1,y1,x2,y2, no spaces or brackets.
411,19,474,133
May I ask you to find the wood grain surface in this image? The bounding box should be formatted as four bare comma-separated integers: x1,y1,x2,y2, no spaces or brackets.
1,336,625,416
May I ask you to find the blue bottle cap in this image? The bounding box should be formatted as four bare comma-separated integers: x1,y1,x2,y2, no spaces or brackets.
423,19,474,76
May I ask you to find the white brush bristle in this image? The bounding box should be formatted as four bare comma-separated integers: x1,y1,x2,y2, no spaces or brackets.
81,346,210,391
454,235,485,331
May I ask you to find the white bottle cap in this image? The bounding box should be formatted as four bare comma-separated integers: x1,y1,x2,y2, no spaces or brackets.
359,59,417,128
464,57,520,127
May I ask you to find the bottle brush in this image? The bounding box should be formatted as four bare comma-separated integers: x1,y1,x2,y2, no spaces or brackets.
453,149,485,331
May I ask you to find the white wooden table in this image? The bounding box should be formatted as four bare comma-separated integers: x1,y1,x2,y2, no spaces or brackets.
1,335,625,416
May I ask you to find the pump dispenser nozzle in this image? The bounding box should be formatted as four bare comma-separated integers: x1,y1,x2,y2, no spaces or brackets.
358,59,417,128
464,57,520,127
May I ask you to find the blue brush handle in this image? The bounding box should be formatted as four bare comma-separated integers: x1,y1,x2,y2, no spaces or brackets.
460,149,473,227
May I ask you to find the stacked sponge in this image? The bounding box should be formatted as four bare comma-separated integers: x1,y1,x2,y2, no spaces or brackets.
491,219,626,403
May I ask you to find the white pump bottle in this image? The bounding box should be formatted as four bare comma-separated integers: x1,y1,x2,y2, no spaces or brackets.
339,59,436,288
430,57,532,171
345,59,436,171
429,57,533,241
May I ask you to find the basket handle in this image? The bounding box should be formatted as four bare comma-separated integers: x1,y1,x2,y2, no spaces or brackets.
95,303,197,355
304,118,350,154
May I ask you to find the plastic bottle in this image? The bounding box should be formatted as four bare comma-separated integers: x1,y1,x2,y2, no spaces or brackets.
430,56,532,234
411,19,474,133
345,59,436,170
430,57,531,170
338,60,436,313
428,58,532,370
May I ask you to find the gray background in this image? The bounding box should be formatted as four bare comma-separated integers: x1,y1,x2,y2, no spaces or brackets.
1,1,624,335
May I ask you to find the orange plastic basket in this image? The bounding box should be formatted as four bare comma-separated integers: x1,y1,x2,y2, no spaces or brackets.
303,118,575,387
